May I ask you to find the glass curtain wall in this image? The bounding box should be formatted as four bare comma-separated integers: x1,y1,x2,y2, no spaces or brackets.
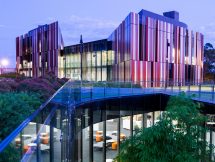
106,111,119,161
73,102,165,162
82,108,90,162
62,40,112,81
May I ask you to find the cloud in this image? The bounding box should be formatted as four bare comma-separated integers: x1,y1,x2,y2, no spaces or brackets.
60,15,119,46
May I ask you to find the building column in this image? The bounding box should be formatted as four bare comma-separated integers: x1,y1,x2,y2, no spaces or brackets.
36,123,41,162
50,120,54,162
210,128,213,161
142,113,147,128
68,106,76,161
152,112,155,125
89,109,93,162
20,130,23,158
102,109,106,162
130,110,133,137
117,117,121,155
80,112,83,162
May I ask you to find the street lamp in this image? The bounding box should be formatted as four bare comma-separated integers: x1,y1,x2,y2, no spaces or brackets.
93,52,97,81
0,59,9,74
80,35,83,81
63,56,66,78
1,59,9,67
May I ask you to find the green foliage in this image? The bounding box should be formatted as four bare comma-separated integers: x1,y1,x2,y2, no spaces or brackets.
204,43,215,81
0,72,67,140
0,144,20,162
0,72,68,160
0,92,42,140
115,94,214,162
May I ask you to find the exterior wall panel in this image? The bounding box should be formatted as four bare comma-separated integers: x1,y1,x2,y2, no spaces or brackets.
16,22,63,78
107,10,203,85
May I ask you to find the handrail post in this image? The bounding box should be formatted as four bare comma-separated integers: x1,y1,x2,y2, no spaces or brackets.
179,82,181,92
90,83,93,100
131,81,133,95
118,81,120,97
171,81,173,93
165,81,167,91
80,82,82,103
188,83,190,94
198,83,201,99
104,82,106,98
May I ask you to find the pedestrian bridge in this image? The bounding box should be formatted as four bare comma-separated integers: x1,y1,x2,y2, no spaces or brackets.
53,81,215,106
1,81,215,162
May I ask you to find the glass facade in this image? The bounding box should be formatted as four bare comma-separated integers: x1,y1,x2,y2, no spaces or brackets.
16,10,203,84
9,106,215,162
71,96,164,162
62,39,113,81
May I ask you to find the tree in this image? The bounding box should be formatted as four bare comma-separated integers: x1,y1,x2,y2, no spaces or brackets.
115,94,213,162
0,92,42,162
0,72,68,161
0,92,42,140
0,145,20,162
204,43,215,81
205,43,214,51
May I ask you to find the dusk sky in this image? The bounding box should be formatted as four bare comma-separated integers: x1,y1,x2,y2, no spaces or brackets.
1,0,215,68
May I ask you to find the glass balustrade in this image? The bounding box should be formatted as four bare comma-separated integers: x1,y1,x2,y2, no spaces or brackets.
1,80,215,161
